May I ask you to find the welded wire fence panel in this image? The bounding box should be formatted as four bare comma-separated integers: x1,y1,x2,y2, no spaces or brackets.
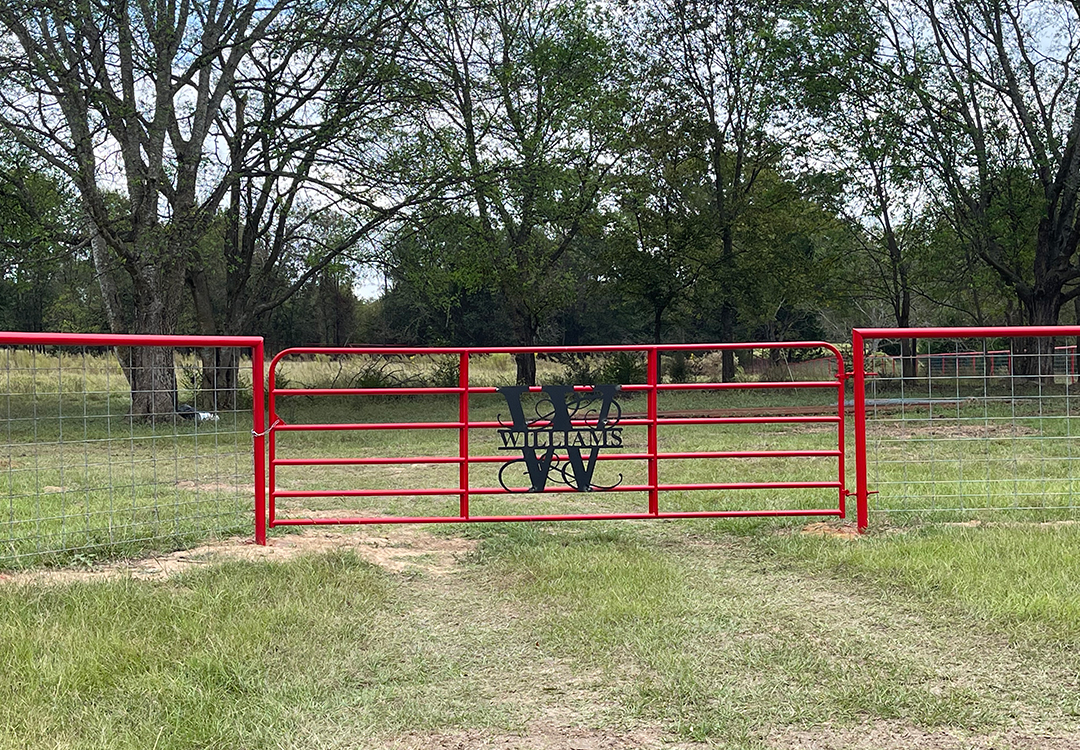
854,328,1080,524
0,336,262,567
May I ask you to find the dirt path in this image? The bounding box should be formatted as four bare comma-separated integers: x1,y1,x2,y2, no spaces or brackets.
6,524,1080,749
0,526,478,585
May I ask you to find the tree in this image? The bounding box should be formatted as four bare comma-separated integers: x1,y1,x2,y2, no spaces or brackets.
869,0,1080,371
0,147,108,333
632,0,827,379
812,60,928,376
0,0,300,416
185,0,428,408
604,127,716,344
403,0,628,384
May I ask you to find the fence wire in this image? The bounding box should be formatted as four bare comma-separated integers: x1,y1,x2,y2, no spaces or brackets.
0,344,255,567
863,336,1080,522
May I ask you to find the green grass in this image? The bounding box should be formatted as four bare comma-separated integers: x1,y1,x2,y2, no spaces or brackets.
0,553,395,749
4,522,1080,748
765,522,1080,641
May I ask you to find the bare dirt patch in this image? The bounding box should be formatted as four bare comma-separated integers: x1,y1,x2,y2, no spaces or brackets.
869,421,1039,440
383,724,704,750
175,480,246,493
799,521,861,540
0,526,478,586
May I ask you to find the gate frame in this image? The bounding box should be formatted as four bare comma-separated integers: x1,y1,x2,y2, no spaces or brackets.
851,325,1079,531
0,332,268,544
264,342,848,535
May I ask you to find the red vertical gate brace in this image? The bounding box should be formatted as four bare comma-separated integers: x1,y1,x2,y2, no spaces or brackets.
647,349,660,516
252,340,267,545
852,330,869,532
458,352,470,520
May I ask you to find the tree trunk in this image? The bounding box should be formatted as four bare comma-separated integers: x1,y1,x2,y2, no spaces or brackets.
195,347,240,411
718,221,737,382
124,265,184,420
511,307,538,386
514,351,537,387
901,338,918,379
898,288,917,379
1015,290,1060,377
719,301,737,382
185,267,240,410
126,345,180,421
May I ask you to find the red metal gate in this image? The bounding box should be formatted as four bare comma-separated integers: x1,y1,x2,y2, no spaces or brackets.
262,343,848,534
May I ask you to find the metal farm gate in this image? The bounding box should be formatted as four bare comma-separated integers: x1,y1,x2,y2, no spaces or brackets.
852,326,1080,528
260,343,850,536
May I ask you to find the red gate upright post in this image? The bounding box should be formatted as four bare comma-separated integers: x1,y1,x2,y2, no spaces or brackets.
647,348,659,515
253,340,267,545
458,351,470,520
852,330,869,531
836,354,847,520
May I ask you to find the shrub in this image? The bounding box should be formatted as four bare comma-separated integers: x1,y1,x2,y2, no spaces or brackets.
597,352,646,384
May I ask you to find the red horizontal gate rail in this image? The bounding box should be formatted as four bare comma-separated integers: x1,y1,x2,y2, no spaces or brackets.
264,343,848,534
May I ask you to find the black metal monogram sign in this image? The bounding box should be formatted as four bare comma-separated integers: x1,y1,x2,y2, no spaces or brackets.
496,384,623,492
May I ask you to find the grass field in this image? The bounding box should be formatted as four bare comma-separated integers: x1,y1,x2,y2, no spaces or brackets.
2,520,1079,749
4,347,1080,748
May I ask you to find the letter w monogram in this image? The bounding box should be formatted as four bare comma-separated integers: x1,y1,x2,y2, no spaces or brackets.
496,385,620,492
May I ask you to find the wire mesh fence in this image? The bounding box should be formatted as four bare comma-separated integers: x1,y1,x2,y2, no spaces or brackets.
855,328,1080,524
0,335,262,568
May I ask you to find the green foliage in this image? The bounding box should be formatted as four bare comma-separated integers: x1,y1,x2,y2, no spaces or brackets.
553,353,597,385
664,351,694,383
3,0,1075,350
597,351,646,384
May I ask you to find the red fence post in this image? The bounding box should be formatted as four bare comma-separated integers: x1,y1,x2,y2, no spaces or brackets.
267,354,278,530
852,330,869,532
253,340,267,545
647,348,659,515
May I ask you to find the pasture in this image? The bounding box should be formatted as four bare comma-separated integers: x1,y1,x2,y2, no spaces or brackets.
4,520,1080,749
2,347,1080,748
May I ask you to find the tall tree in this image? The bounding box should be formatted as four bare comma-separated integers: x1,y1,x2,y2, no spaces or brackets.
632,0,824,379
0,0,298,416
185,0,427,407
813,61,928,376
605,128,723,344
404,0,628,384
870,0,1080,370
